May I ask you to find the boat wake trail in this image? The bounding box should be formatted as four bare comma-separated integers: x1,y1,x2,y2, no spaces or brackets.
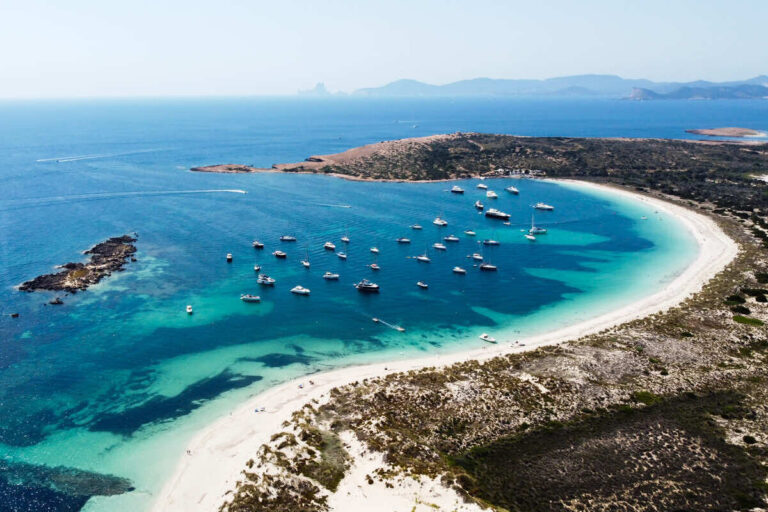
313,203,352,208
36,148,168,163
0,189,247,211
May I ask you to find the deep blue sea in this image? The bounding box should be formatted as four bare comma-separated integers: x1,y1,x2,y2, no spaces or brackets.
0,97,766,511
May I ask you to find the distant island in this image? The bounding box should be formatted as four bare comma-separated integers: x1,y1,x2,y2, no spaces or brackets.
686,127,767,138
341,74,768,99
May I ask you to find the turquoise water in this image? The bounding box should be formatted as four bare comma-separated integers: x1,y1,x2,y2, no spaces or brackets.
0,97,759,511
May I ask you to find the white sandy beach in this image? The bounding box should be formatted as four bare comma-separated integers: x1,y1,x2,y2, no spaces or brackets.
151,181,738,512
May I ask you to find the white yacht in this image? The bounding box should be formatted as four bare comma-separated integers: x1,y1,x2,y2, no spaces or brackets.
443,234,460,242
433,242,447,251
186,305,193,314
486,190,498,199
525,233,536,241
240,294,261,303
417,281,429,289
280,235,297,242
323,271,340,280
324,241,336,251
450,185,464,194
257,274,276,285
453,266,467,274
505,185,519,194
479,262,497,271
464,230,476,236
534,202,554,211
474,200,484,210
471,253,483,261
433,217,448,227
416,253,431,263
477,183,488,190
411,224,423,230
369,263,380,271
482,239,500,246
226,253,233,262
253,264,261,272
370,247,380,254
354,279,380,293
290,285,311,295
337,252,347,260
273,250,287,258
252,241,264,249
396,237,411,244
485,208,510,220
479,333,497,343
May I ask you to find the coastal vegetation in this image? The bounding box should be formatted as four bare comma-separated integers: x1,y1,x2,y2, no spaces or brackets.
218,136,768,511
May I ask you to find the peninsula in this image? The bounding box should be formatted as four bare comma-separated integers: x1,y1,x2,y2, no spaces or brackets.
686,127,768,138
19,234,138,293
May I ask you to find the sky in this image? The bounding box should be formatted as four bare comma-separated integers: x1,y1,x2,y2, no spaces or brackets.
1,0,767,98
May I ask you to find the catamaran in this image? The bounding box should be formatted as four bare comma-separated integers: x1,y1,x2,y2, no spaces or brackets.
290,285,310,295
433,217,448,227
485,208,510,220
451,185,464,194
354,279,380,293
505,185,519,194
534,202,554,211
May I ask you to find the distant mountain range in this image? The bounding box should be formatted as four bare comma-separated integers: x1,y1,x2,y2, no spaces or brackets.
345,75,768,100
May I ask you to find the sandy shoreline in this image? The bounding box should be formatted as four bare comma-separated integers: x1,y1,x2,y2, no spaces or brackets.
151,180,737,512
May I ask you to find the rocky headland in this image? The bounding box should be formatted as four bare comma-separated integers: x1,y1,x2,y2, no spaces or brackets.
687,127,767,138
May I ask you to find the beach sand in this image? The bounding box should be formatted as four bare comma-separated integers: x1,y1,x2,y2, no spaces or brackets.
151,181,737,512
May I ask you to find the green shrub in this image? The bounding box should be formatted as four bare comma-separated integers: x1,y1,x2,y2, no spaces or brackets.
726,294,746,304
743,435,757,445
632,390,662,406
756,272,768,284
731,305,751,315
755,295,767,303
733,315,764,326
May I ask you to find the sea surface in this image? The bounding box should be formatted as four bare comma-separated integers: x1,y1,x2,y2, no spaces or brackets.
0,97,766,511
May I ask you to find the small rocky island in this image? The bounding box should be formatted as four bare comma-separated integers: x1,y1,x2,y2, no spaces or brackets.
686,127,767,138
19,234,137,293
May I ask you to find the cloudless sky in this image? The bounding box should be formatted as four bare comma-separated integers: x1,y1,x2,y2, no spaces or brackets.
1,0,766,98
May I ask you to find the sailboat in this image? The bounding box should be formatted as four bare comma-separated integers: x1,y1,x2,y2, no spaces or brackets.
529,214,547,234
416,245,431,263
301,248,310,268
341,228,350,244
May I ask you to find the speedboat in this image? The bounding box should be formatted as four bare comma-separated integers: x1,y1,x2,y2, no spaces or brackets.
525,234,536,241
450,185,464,194
479,263,497,271
273,250,287,258
324,242,336,251
477,183,488,190
433,242,447,251
323,271,340,280
252,241,264,249
505,185,519,194
453,266,467,274
529,214,547,234
257,274,275,285
416,254,431,263
291,285,311,295
486,190,498,199
411,224,423,230
417,281,429,289
482,239,500,246
253,264,261,272
396,237,411,244
479,333,497,343
471,253,483,261
534,202,554,211
186,305,193,314
485,208,510,220
464,230,476,236
337,252,347,260
280,235,297,242
370,247,379,254
240,294,261,303
369,263,380,271
444,234,460,242
474,200,484,210
433,217,448,227
354,279,380,293
226,253,233,262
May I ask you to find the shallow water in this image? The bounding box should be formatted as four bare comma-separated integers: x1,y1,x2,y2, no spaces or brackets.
1,96,759,511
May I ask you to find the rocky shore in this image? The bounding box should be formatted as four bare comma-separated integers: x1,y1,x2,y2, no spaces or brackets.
19,234,138,293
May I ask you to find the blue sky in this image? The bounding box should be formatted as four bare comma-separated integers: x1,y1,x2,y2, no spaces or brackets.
1,0,766,97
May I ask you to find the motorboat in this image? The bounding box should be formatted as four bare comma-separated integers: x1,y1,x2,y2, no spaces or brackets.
479,333,497,343
396,237,411,244
324,241,336,251
474,200,484,210
529,214,547,234
257,274,276,285
253,264,261,272
505,185,519,194
464,230,476,236
453,266,467,274
525,234,536,241
323,271,340,280
186,305,193,314
450,185,464,194
252,241,264,249
291,285,311,295
226,253,233,262
370,247,380,254
482,239,500,246
471,253,483,261
479,263,497,271
416,254,431,263
485,208,510,220
280,235,297,242
337,252,347,260
433,242,447,251
417,281,429,289
411,224,423,230
433,217,448,227
369,263,380,271
354,279,380,293
273,250,287,258
444,234,460,242
534,202,554,211
477,183,488,190
486,190,498,199
240,294,261,302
